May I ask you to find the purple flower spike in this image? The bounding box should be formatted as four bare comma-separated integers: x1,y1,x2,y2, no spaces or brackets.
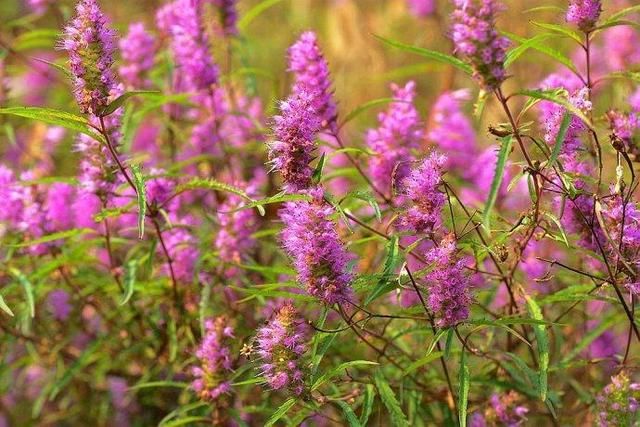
450,0,510,90
398,153,447,234
209,0,238,36
366,81,423,197
487,392,529,426
279,188,354,305
407,0,436,18
119,22,156,89
566,0,602,32
61,0,117,115
288,31,338,131
256,303,308,395
158,0,219,93
424,234,472,327
597,372,640,426
269,91,321,193
191,317,235,402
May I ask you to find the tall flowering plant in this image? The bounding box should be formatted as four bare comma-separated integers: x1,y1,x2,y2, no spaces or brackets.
1,0,640,425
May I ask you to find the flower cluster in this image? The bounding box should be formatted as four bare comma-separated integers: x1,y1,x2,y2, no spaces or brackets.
450,0,510,90
398,153,447,234
119,22,156,89
215,184,260,278
423,234,472,327
256,303,307,395
407,0,436,18
366,81,423,196
61,0,117,114
158,0,219,93
191,317,235,401
596,372,640,426
279,189,354,305
210,0,238,36
427,90,478,174
269,91,321,193
599,193,640,278
288,31,338,131
566,0,602,32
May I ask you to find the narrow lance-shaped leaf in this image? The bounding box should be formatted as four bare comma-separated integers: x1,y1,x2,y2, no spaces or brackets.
238,0,285,31
312,152,326,184
458,349,470,427
264,397,297,427
524,293,550,401
547,112,572,169
0,294,14,317
50,339,102,400
7,228,92,248
0,107,104,142
311,360,378,391
119,260,137,306
365,235,401,305
131,164,146,240
374,34,473,75
373,370,410,427
517,89,592,129
9,267,34,318
174,177,265,215
334,401,363,427
340,97,396,127
483,135,513,232
359,384,376,425
98,90,161,117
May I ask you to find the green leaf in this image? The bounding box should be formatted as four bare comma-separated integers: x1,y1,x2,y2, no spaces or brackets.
505,34,554,66
0,107,104,142
0,294,15,317
13,29,59,51
98,90,161,117
7,228,92,248
482,136,513,232
503,31,578,75
119,260,137,305
458,350,470,427
129,381,188,391
547,112,571,169
131,164,147,239
9,268,34,318
374,34,473,75
558,314,618,366
341,97,395,126
360,384,376,425
231,377,265,386
602,5,640,25
175,178,252,202
365,235,401,305
334,401,363,427
403,351,443,376
50,339,102,400
374,370,410,427
264,397,296,427
529,22,582,43
595,19,640,32
238,0,285,31
31,57,72,79
162,417,212,427
311,360,378,391
517,89,591,128
342,190,382,222
234,192,309,214
444,328,455,358
312,152,327,184
524,293,549,401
